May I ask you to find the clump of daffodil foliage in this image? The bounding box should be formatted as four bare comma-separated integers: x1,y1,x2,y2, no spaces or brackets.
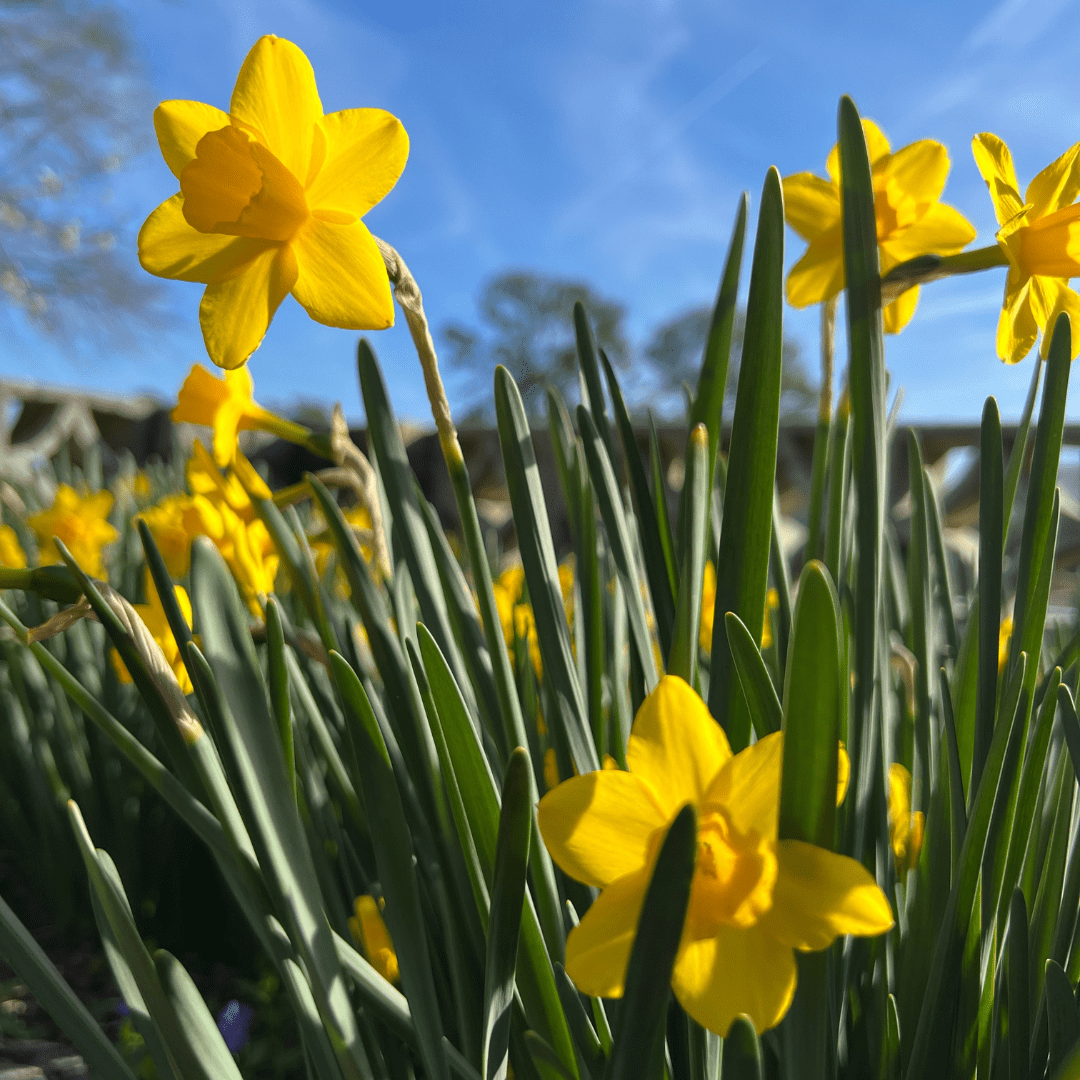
1,34,1080,1080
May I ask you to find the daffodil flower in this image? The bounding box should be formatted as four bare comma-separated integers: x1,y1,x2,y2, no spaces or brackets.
28,485,119,580
111,570,194,695
972,134,1080,364
173,363,313,466
783,119,975,333
138,35,409,369
0,525,26,569
886,764,924,879
349,895,399,985
539,676,893,1035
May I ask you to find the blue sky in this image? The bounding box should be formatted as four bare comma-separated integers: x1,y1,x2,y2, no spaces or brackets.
3,0,1080,424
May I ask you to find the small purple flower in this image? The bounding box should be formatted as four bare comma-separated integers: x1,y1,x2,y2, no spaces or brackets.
115,1000,130,1017
215,999,254,1054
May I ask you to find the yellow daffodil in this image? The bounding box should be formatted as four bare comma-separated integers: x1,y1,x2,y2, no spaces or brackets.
173,363,312,466
998,614,1013,674
887,764,924,878
28,485,118,580
111,570,194,694
760,587,780,651
783,119,975,333
138,35,409,369
0,525,26,569
349,895,399,985
544,747,560,793
973,134,1080,363
138,494,203,578
539,676,892,1035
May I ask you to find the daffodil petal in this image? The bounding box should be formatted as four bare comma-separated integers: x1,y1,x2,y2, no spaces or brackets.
290,218,394,330
837,746,850,805
199,244,298,370
626,675,732,816
761,840,894,951
139,194,275,285
672,923,796,1036
210,400,245,467
154,100,231,179
564,869,649,998
973,134,1025,226
878,203,977,263
307,108,409,218
883,139,950,205
704,732,783,837
172,364,231,425
998,276,1039,365
1037,280,1080,360
1025,141,1080,221
826,118,891,184
538,771,667,889
882,285,919,334
781,173,840,241
785,235,844,309
230,36,323,181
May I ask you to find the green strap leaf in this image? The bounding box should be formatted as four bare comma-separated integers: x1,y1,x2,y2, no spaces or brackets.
724,612,781,738
720,1016,764,1080
606,804,696,1080
330,651,449,1080
668,423,708,687
482,748,533,1080
1045,960,1080,1076
0,891,137,1080
1008,888,1030,1080
707,166,785,751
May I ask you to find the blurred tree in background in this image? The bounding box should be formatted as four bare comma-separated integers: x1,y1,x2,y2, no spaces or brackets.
0,0,159,340
444,272,817,423
441,271,630,421
642,304,816,420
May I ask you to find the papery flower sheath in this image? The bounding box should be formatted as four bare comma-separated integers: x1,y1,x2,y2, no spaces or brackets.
138,35,409,369
972,133,1080,364
111,570,194,695
539,676,893,1036
783,119,975,333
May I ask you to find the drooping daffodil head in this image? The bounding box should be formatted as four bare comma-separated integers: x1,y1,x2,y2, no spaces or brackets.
349,895,399,985
783,119,975,334
28,484,119,580
173,363,310,467
972,134,1080,364
538,675,893,1036
138,35,409,370
886,763,924,879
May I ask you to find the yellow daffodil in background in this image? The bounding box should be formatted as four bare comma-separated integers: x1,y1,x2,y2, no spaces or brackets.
349,895,399,985
28,485,119,580
539,676,892,1035
173,363,312,467
543,747,560,793
0,526,26,569
972,134,1080,364
111,570,194,695
783,120,975,333
138,494,203,578
887,764,925,878
493,563,542,677
138,35,409,369
998,614,1013,674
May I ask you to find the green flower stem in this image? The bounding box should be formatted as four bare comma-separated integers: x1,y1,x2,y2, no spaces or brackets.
880,244,1009,303
376,235,567,963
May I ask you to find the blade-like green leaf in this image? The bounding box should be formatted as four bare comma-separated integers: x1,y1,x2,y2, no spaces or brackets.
554,963,604,1080
1045,960,1080,1076
154,949,245,1080
330,651,449,1080
189,538,368,1080
600,349,675,659
721,1016,764,1080
1003,352,1043,544
482,748,533,1080
265,597,296,807
724,612,782,738
707,166,785,751
577,405,658,690
606,804,696,1080
494,365,596,774
973,398,1003,801
1008,888,1030,1080
0,891,137,1080
668,423,709,686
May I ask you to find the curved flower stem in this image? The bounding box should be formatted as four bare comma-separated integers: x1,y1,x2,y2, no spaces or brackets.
374,234,567,961
880,243,1009,303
